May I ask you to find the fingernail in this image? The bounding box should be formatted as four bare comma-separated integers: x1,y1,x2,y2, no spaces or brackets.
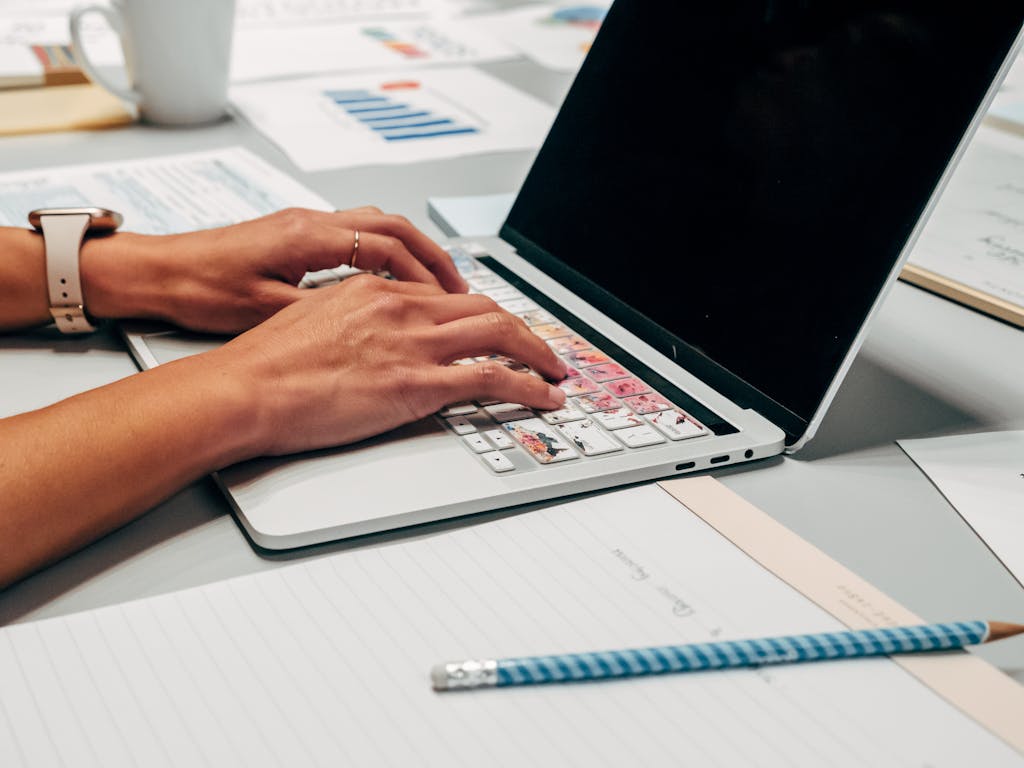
546,384,566,409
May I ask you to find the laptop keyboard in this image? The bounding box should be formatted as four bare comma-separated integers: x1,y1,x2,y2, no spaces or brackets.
441,245,712,473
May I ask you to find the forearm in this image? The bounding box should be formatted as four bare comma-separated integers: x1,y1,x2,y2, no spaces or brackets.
0,350,259,589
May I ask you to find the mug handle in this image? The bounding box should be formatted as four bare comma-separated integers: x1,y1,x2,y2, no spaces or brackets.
69,5,141,104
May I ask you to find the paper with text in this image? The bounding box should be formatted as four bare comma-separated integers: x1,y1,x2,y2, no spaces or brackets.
0,483,1018,767
0,147,331,233
231,20,516,82
908,126,1024,315
900,430,1024,588
467,2,609,72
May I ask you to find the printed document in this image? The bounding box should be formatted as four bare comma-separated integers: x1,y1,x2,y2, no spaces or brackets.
0,482,1019,766
467,2,609,72
0,147,330,233
230,67,556,171
231,19,516,81
900,430,1024,588
908,126,1024,314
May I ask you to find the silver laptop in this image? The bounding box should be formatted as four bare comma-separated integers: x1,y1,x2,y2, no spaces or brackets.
124,1,1024,549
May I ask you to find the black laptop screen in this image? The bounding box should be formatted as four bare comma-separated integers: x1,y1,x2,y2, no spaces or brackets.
501,0,1022,441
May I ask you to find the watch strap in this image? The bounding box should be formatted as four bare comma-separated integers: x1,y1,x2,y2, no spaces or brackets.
41,212,99,334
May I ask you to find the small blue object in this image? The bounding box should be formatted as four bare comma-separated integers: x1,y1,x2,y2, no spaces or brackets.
431,621,989,690
551,6,607,23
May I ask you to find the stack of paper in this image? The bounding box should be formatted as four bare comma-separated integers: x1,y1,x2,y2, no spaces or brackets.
0,480,1020,764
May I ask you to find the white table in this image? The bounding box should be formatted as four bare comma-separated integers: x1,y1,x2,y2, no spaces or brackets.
1,58,1022,686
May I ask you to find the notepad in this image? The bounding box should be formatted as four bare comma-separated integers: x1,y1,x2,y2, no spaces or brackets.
0,479,1020,766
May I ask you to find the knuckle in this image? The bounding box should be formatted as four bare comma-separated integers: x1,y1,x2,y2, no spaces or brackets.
387,213,412,231
478,295,502,313
276,207,309,238
347,271,382,289
474,361,506,388
483,310,519,336
381,234,404,255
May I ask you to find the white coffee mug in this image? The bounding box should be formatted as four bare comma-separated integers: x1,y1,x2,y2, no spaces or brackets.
70,0,235,126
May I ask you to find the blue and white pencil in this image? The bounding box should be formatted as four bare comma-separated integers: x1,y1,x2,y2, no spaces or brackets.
431,620,1024,691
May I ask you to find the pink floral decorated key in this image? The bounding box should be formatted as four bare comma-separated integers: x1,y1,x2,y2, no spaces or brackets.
549,335,592,355
604,377,650,398
558,376,601,396
585,362,629,382
531,323,573,340
564,349,612,368
623,393,672,414
573,392,620,413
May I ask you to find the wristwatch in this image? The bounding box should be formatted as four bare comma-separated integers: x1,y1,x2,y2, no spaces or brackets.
28,207,123,334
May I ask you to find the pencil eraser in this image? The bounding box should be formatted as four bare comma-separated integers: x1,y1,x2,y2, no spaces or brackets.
431,664,450,691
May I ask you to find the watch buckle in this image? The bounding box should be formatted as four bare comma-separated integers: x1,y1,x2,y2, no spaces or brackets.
50,305,96,334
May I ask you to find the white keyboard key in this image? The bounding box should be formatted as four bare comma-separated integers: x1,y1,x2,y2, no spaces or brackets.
447,247,479,277
557,420,623,456
445,415,477,435
464,241,489,256
592,407,646,430
617,425,666,448
468,273,505,290
462,434,491,453
517,309,557,326
503,418,579,464
540,403,586,424
439,402,477,417
647,410,709,440
485,429,515,449
481,450,515,472
483,286,522,302
485,403,536,422
500,298,539,314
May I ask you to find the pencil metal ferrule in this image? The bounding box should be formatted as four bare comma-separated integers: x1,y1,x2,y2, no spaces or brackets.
432,659,498,691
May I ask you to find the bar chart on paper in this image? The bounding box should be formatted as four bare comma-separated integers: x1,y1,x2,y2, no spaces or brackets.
325,82,480,142
231,67,556,170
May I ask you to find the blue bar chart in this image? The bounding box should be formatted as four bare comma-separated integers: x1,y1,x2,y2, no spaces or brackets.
325,86,480,142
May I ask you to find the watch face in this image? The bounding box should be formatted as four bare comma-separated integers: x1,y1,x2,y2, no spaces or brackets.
28,207,123,231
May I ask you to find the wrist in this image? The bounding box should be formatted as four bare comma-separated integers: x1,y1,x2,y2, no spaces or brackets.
158,348,268,468
79,232,174,321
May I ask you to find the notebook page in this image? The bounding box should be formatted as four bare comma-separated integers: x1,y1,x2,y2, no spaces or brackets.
0,483,1019,767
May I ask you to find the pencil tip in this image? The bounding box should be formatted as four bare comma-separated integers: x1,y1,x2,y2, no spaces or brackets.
987,622,1024,642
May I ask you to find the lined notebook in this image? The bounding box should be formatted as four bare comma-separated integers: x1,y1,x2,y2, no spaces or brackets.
1,479,1020,766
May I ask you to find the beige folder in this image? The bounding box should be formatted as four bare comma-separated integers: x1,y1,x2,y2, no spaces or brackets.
0,82,132,136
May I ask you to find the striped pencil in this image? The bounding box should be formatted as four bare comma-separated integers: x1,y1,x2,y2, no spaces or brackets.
431,620,1024,691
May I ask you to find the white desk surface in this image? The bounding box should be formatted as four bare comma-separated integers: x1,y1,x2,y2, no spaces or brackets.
1,59,1022,687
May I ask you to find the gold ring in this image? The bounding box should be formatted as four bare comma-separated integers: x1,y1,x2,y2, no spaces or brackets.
351,229,360,270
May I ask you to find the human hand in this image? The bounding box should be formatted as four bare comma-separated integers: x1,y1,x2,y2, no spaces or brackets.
80,207,467,333
209,274,567,457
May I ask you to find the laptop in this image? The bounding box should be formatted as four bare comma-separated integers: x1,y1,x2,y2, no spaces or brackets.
124,0,1024,549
